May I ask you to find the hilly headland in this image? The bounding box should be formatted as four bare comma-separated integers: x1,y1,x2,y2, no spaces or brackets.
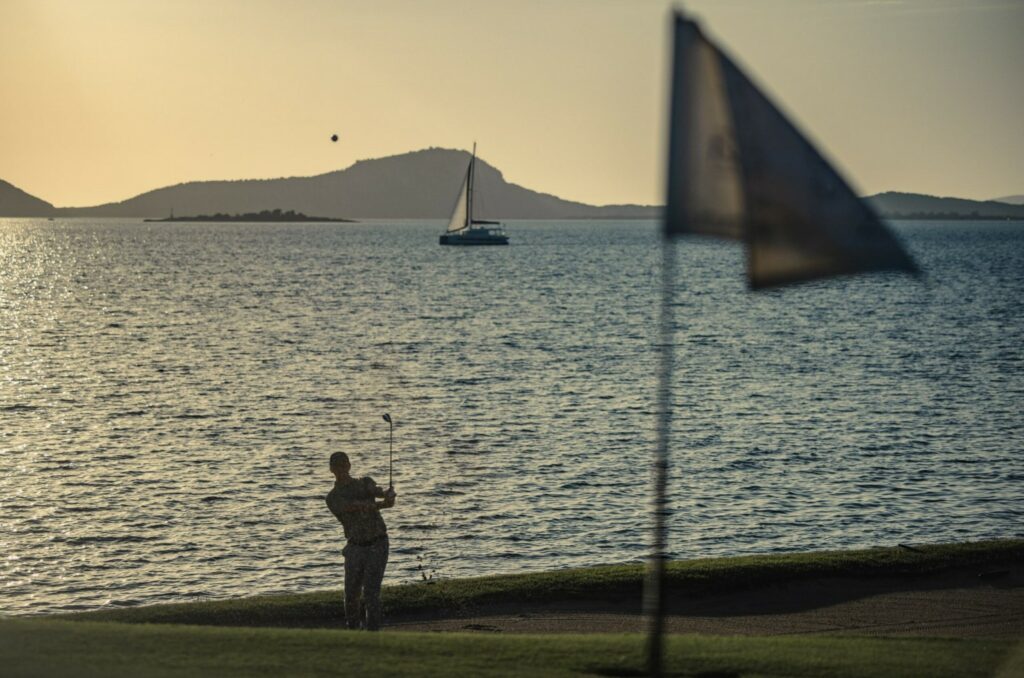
1,149,1022,221
0,149,657,221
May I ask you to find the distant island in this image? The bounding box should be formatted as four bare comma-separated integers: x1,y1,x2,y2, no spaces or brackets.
866,191,1024,221
144,209,354,223
878,212,1021,221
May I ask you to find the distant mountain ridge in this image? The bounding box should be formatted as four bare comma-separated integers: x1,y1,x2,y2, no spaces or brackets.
865,191,1024,219
1,150,1022,221
0,179,56,216
1,149,657,220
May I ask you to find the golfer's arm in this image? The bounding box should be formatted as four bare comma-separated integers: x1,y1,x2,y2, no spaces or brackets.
370,486,396,507
339,501,392,513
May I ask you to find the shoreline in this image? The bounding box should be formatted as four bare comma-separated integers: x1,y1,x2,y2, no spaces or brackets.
57,539,1023,629
388,559,1023,637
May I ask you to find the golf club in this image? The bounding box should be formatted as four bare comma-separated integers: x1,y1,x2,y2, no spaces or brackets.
382,413,393,488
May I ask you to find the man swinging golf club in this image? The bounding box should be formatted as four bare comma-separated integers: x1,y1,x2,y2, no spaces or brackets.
325,413,397,631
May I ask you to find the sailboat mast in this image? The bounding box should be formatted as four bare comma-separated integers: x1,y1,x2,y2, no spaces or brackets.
466,142,476,230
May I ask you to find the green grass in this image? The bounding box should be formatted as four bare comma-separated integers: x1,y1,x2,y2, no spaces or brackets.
62,538,1024,628
5,539,1017,677
0,618,1015,678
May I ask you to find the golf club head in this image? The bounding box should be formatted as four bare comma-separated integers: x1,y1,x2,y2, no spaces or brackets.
382,413,391,424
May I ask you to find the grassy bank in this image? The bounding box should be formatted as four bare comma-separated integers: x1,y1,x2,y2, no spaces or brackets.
63,538,1024,628
3,539,1020,677
0,618,1015,678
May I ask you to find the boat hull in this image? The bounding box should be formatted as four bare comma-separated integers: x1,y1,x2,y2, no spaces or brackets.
439,233,509,246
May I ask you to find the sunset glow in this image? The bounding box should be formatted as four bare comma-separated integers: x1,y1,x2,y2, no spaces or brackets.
2,0,1022,207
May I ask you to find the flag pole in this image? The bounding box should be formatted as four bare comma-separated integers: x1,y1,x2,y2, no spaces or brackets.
645,12,685,674
644,235,676,676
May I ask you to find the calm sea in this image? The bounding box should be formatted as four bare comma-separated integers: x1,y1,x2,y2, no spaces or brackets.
1,218,1021,615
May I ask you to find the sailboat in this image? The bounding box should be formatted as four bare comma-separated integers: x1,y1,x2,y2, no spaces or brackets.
439,144,509,246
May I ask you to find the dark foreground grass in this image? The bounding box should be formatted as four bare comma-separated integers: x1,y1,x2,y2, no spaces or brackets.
64,538,1024,627
8,540,1021,677
0,618,1016,678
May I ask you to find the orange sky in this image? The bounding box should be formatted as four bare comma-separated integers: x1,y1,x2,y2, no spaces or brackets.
2,0,1022,207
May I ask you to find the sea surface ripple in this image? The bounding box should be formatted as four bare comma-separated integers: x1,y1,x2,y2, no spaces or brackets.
0,218,1021,615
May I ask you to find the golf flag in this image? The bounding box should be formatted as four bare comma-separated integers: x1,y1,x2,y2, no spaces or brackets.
647,13,923,675
664,14,919,288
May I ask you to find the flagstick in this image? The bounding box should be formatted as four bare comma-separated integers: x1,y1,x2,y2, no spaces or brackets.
644,236,676,677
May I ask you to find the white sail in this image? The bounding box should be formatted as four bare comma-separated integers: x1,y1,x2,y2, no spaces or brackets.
439,144,507,245
446,163,470,233
665,15,918,288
